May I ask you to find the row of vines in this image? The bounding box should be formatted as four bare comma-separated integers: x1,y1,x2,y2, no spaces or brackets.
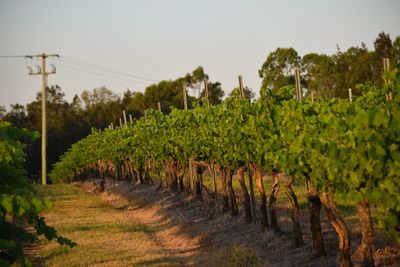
0,121,76,266
50,69,400,267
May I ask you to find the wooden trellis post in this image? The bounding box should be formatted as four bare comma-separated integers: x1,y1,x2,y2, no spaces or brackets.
348,88,352,102
123,110,127,126
383,58,392,101
183,84,188,110
238,75,244,99
295,68,302,101
204,78,210,107
238,75,256,224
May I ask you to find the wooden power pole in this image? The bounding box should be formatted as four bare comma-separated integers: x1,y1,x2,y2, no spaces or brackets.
26,53,59,185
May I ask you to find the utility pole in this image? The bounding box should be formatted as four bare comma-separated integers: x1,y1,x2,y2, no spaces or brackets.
26,53,59,185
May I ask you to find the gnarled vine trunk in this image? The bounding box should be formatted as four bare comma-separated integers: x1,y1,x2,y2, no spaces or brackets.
238,165,252,223
358,200,375,267
177,164,185,192
321,192,353,267
193,164,203,200
284,176,304,247
307,188,326,256
268,172,282,233
169,160,178,192
137,163,145,184
227,168,239,217
216,165,229,212
252,164,268,230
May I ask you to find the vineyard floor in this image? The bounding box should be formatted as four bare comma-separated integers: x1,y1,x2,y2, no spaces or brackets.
27,179,399,266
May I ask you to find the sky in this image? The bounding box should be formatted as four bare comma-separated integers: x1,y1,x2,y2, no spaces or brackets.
0,0,399,110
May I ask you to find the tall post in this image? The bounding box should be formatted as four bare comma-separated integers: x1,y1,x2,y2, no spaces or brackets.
27,53,58,185
40,55,47,185
238,75,244,99
123,110,127,126
311,91,315,102
119,118,123,127
348,88,353,102
204,78,209,107
129,114,133,124
183,84,188,110
238,74,255,223
383,58,392,101
110,122,114,130
248,165,256,224
157,102,162,112
295,68,302,101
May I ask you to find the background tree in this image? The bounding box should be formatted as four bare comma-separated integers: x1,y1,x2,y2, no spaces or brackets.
229,86,255,100
259,47,301,92
199,81,225,105
302,53,336,98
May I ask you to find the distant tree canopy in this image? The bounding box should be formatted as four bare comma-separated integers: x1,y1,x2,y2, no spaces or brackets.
229,86,255,100
259,31,399,98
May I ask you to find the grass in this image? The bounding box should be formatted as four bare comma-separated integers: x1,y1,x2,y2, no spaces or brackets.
29,184,180,266
29,183,266,267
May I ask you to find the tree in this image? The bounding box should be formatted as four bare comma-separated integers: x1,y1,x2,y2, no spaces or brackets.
2,104,27,128
302,53,336,98
199,81,225,105
392,36,400,67
123,90,146,117
229,87,254,100
0,106,6,119
333,44,381,97
259,47,301,92
374,31,392,59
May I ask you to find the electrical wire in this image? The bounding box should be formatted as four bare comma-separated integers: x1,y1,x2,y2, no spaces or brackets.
1,54,160,86
60,56,160,82
57,62,153,85
0,55,27,58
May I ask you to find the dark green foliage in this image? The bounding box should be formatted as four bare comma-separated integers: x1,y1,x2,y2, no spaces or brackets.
0,121,76,266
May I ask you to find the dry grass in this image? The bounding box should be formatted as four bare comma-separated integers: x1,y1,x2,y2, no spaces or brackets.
28,184,182,266
28,183,266,267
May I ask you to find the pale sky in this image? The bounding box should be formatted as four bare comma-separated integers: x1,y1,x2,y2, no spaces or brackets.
0,0,399,110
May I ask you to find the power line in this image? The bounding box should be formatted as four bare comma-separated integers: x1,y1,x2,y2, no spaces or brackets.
57,62,152,85
0,55,27,58
1,54,161,84
60,56,160,82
